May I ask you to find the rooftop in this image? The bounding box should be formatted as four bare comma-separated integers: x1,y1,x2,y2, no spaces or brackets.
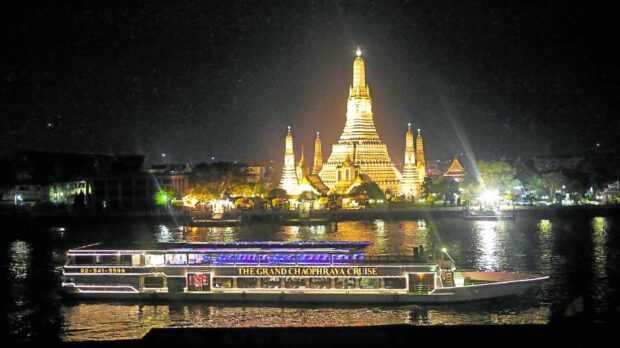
70,241,373,253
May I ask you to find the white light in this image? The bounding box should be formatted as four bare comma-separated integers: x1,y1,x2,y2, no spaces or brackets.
479,189,499,204
356,46,362,57
162,153,166,157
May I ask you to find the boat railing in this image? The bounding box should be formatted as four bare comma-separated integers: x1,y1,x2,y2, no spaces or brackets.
363,255,420,264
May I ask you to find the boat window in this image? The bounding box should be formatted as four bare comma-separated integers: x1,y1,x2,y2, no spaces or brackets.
408,273,435,294
96,255,116,265
259,254,296,265
335,277,356,289
332,254,351,264
213,254,235,264
261,277,281,289
235,254,259,265
284,277,305,289
352,254,365,263
309,278,331,289
188,254,211,265
297,254,331,264
384,278,407,289
360,278,381,289
237,277,259,288
120,255,132,265
143,276,165,288
145,254,165,266
74,256,95,265
188,273,210,291
213,277,233,289
165,253,187,265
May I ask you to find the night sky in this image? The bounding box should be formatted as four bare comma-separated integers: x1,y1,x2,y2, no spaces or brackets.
3,1,619,165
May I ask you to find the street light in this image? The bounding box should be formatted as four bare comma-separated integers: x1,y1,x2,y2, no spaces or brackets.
441,247,456,269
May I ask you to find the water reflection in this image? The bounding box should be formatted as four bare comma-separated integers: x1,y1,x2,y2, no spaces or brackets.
1,217,613,342
9,240,31,282
471,221,506,271
591,216,611,320
62,302,550,341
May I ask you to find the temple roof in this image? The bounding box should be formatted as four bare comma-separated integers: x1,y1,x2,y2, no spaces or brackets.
307,174,330,193
443,158,467,178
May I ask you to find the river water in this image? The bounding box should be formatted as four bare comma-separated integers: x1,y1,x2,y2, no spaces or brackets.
2,215,619,342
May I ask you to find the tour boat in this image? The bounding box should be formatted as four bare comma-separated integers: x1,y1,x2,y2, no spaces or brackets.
61,241,547,303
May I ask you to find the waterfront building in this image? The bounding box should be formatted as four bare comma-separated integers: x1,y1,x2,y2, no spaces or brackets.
276,48,437,198
279,126,299,194
443,158,467,182
318,48,402,193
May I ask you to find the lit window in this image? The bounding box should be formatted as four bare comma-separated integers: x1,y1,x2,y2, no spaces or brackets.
188,254,210,265
145,254,164,266
165,254,187,265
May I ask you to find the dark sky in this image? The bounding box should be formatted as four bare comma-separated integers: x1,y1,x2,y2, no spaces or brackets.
2,0,619,166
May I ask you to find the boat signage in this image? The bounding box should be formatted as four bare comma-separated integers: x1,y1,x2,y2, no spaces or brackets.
218,266,401,277
79,267,128,274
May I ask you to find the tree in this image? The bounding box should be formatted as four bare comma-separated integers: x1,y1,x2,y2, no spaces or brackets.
433,177,460,204
422,177,434,198
526,175,547,199
542,171,568,202
478,160,520,194
155,187,175,206
268,188,288,199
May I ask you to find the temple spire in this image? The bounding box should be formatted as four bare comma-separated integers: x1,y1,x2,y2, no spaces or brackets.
312,131,323,174
401,123,418,198
296,145,307,180
352,47,366,92
415,128,426,186
279,126,298,193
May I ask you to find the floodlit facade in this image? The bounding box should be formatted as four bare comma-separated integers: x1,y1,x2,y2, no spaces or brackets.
443,158,467,182
279,127,298,194
401,123,418,198
319,48,402,193
277,48,431,197
312,132,323,175
415,128,426,187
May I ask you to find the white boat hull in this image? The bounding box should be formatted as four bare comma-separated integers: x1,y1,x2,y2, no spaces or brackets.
63,276,547,304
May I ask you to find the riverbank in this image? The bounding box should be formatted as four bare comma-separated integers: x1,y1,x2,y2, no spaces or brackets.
2,204,619,226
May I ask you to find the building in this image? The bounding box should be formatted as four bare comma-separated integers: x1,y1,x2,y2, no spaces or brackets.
443,158,468,182
401,123,418,198
244,164,267,183
318,48,402,193
312,132,323,175
148,164,192,198
279,126,299,193
0,149,163,209
277,48,435,197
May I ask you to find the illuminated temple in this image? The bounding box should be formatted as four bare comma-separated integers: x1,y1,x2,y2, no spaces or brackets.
318,48,402,193
279,48,427,196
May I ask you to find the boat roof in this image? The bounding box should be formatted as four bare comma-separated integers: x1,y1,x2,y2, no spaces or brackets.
70,241,373,253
